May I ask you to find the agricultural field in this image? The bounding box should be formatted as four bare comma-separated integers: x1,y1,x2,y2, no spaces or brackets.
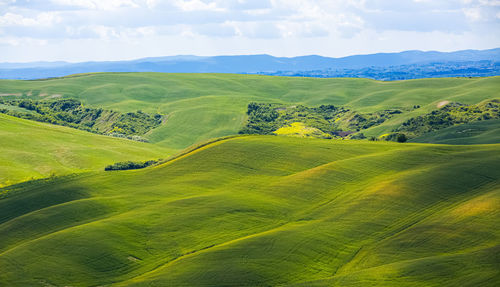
0,136,499,286
410,119,500,145
1,73,499,148
0,113,172,187
0,73,499,286
2,0,500,284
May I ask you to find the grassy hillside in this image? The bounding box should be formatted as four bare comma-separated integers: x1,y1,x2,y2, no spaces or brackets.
410,119,500,144
0,113,173,186
0,136,498,286
1,73,498,148
0,98,163,140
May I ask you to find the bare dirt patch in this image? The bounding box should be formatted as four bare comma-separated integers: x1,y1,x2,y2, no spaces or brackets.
437,100,450,108
43,94,63,99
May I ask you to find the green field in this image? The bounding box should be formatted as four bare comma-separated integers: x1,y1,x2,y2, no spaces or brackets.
0,113,173,187
410,119,500,144
1,74,499,286
0,136,498,286
1,74,499,148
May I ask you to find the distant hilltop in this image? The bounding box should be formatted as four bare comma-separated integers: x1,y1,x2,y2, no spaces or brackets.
1,48,499,80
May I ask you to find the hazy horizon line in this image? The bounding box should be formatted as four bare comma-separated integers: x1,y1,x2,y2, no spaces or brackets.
2,47,499,65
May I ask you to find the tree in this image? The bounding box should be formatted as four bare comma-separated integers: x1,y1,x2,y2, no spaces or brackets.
396,133,407,143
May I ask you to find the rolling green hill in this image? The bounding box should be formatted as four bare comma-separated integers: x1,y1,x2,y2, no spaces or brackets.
0,136,498,286
1,74,499,286
1,73,499,148
0,113,173,187
410,119,500,145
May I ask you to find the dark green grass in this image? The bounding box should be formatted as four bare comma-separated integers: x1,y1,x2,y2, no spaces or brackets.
410,119,500,144
1,73,499,148
0,136,498,286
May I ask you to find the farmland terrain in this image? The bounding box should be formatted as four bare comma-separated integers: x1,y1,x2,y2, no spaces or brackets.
0,136,498,286
1,73,499,148
0,73,499,286
0,113,172,186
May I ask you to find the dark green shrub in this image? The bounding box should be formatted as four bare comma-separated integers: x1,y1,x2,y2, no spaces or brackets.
104,160,159,171
0,98,163,140
395,100,500,138
239,102,403,139
396,133,407,143
383,133,407,143
350,133,367,140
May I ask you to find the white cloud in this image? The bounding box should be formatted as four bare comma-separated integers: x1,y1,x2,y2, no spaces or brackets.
144,0,161,9
64,24,159,40
173,0,225,12
0,0,499,61
51,0,140,10
0,12,61,26
463,7,482,21
244,8,271,16
478,0,500,6
0,36,48,46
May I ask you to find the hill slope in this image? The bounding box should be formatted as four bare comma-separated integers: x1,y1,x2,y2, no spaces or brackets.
410,119,500,145
0,113,173,186
1,73,499,148
0,136,498,286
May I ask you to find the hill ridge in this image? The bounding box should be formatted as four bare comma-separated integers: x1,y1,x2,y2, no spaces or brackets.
1,48,498,80
2,73,499,149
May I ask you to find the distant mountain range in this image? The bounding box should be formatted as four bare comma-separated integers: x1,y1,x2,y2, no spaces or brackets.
1,48,499,80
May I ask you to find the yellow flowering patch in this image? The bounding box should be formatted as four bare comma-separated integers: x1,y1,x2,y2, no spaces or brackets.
273,122,331,138
110,126,125,133
379,133,390,138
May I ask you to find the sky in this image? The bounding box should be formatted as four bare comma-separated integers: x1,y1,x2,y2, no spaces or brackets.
0,0,499,62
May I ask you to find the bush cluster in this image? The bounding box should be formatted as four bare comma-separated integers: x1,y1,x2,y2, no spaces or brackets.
383,133,408,143
239,102,401,139
395,100,500,138
104,160,159,171
0,98,163,140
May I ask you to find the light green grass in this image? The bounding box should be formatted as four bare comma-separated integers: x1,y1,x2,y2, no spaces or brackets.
410,119,500,145
0,113,174,186
1,73,499,148
0,136,498,286
0,103,35,113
